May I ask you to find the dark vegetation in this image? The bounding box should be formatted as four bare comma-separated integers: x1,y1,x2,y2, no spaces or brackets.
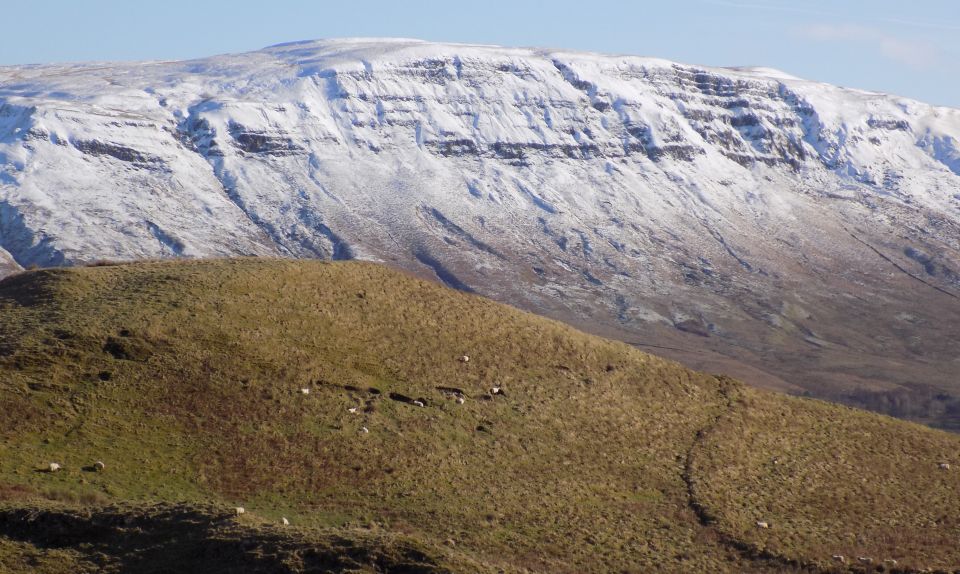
0,503,455,573
0,259,957,572
835,385,960,432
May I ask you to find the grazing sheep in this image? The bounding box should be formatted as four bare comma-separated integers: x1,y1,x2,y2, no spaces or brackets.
47,462,61,473
755,521,769,529
348,407,358,414
456,397,465,405
939,462,951,470
832,555,845,563
883,559,898,565
412,400,425,407
459,355,469,363
281,517,290,526
235,507,245,516
300,388,310,395
93,461,105,472
857,556,872,564
360,427,369,434
490,387,502,395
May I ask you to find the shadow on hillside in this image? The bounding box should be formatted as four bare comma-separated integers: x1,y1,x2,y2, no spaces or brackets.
0,269,63,308
0,504,450,574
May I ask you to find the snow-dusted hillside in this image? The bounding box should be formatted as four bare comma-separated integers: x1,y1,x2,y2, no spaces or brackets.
2,39,960,424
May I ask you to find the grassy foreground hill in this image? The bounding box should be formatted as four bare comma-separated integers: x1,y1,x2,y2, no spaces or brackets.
0,258,957,573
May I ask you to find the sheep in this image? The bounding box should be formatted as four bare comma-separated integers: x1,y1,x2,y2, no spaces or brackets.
235,507,245,516
857,556,872,564
832,555,845,563
348,407,358,414
939,462,951,470
360,427,369,434
883,559,898,566
459,355,469,363
300,388,310,395
755,521,769,529
93,461,105,472
412,400,425,407
47,462,61,473
281,517,290,526
456,397,466,405
490,387,502,395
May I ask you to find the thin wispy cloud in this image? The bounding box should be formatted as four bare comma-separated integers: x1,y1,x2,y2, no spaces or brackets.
798,24,940,69
700,0,835,17
703,0,960,32
878,16,960,33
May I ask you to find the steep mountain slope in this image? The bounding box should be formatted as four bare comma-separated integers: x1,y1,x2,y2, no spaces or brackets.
2,39,960,426
0,247,19,277
0,259,957,573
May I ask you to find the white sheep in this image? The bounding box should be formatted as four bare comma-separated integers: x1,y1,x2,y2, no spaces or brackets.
235,507,245,516
47,462,61,473
939,462,951,470
832,555,845,563
490,387,501,395
412,400,425,407
360,426,369,434
281,517,290,526
300,388,310,395
755,521,769,529
883,559,898,565
857,557,872,564
93,461,105,472
459,355,469,363
348,407,358,414
456,397,465,405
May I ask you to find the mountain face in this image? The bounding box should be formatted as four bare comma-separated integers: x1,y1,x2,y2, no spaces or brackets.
2,39,960,426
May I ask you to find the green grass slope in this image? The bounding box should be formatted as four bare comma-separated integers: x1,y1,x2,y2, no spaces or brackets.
0,259,956,573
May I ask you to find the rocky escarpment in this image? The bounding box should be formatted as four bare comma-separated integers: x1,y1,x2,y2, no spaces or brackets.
0,246,20,276
1,39,960,427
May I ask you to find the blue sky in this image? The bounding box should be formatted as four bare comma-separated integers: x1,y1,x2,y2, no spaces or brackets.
3,0,959,107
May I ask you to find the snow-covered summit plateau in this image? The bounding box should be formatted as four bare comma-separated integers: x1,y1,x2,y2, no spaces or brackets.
2,39,960,424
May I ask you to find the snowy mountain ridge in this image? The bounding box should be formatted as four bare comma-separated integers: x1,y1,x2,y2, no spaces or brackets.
2,38,960,424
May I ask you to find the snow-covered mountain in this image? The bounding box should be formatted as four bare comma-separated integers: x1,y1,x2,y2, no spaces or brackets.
2,38,960,425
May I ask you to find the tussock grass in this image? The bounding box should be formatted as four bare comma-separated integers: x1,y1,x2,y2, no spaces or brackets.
0,258,956,573
691,387,960,571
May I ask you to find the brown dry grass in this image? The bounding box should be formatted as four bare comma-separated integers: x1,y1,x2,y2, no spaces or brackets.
0,258,956,572
690,386,960,571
